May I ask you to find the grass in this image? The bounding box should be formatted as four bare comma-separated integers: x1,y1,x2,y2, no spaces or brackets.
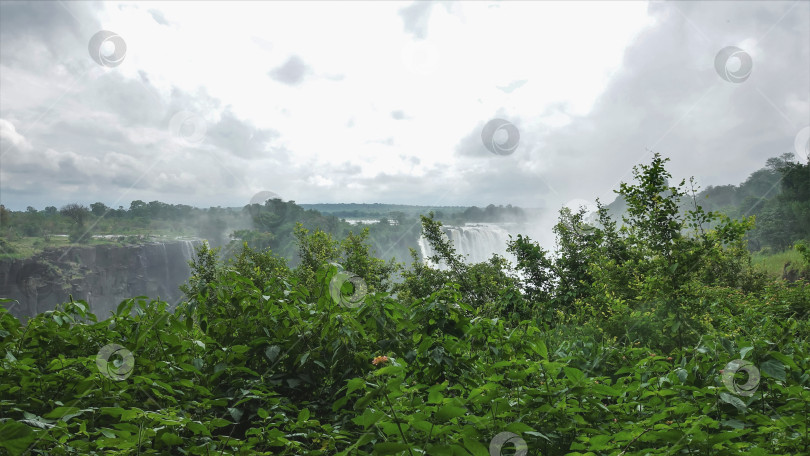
0,229,197,261
751,248,807,278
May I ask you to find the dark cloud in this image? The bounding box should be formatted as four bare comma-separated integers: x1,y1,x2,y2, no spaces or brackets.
531,0,810,201
206,109,280,159
0,1,806,213
268,55,310,86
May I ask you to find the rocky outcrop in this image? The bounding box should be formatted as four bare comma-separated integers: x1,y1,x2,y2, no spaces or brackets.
0,240,201,321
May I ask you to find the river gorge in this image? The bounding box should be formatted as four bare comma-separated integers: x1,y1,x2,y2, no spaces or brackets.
0,240,201,320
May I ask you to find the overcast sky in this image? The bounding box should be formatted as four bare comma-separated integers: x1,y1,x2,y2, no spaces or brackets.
1,0,808,212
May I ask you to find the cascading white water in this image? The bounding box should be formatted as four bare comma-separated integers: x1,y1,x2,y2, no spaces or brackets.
179,240,197,262
418,223,514,269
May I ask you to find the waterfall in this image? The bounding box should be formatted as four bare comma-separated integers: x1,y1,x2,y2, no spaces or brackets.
418,223,514,269
161,243,170,286
179,240,198,263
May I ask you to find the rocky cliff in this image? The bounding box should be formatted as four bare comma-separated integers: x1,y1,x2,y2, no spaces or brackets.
0,240,201,320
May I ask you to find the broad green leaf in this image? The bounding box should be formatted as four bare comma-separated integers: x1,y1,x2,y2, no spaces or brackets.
298,408,310,422
373,442,411,454
43,406,82,421
160,432,183,445
564,366,585,384
760,358,786,382
461,437,489,456
435,405,466,422
718,392,747,413
265,345,280,362
0,421,35,456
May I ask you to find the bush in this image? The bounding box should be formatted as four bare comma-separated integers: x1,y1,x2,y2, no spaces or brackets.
3,155,807,454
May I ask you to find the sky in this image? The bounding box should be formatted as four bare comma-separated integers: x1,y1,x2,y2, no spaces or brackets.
0,0,808,213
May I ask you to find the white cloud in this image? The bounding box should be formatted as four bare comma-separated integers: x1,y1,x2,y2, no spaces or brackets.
0,0,807,214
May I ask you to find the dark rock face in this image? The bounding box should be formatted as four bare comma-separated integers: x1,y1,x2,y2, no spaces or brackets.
0,240,202,321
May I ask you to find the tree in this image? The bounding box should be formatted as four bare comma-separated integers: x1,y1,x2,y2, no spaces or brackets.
0,205,9,228
90,202,109,217
59,203,89,227
129,200,147,218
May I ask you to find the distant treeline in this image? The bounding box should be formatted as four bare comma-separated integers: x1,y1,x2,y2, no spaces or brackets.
1,197,529,265
699,154,809,251
602,153,809,253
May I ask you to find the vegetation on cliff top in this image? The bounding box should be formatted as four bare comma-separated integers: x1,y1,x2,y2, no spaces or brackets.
0,154,809,455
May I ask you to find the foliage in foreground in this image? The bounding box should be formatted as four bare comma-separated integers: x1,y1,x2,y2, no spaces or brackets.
1,155,809,455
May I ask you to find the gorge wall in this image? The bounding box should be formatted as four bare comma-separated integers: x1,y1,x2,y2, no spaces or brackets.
0,240,201,321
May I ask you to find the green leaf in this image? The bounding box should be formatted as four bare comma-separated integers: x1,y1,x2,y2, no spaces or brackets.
373,442,411,454
718,392,747,412
209,418,232,428
760,358,786,382
767,351,798,370
298,408,310,423
564,366,585,384
462,437,489,456
591,383,621,396
533,340,548,359
435,405,466,422
160,432,183,446
186,421,210,436
352,409,384,428
228,407,243,422
230,345,249,354
428,391,443,404
0,421,36,456
506,422,535,433
265,345,280,362
43,406,82,421
347,378,365,396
